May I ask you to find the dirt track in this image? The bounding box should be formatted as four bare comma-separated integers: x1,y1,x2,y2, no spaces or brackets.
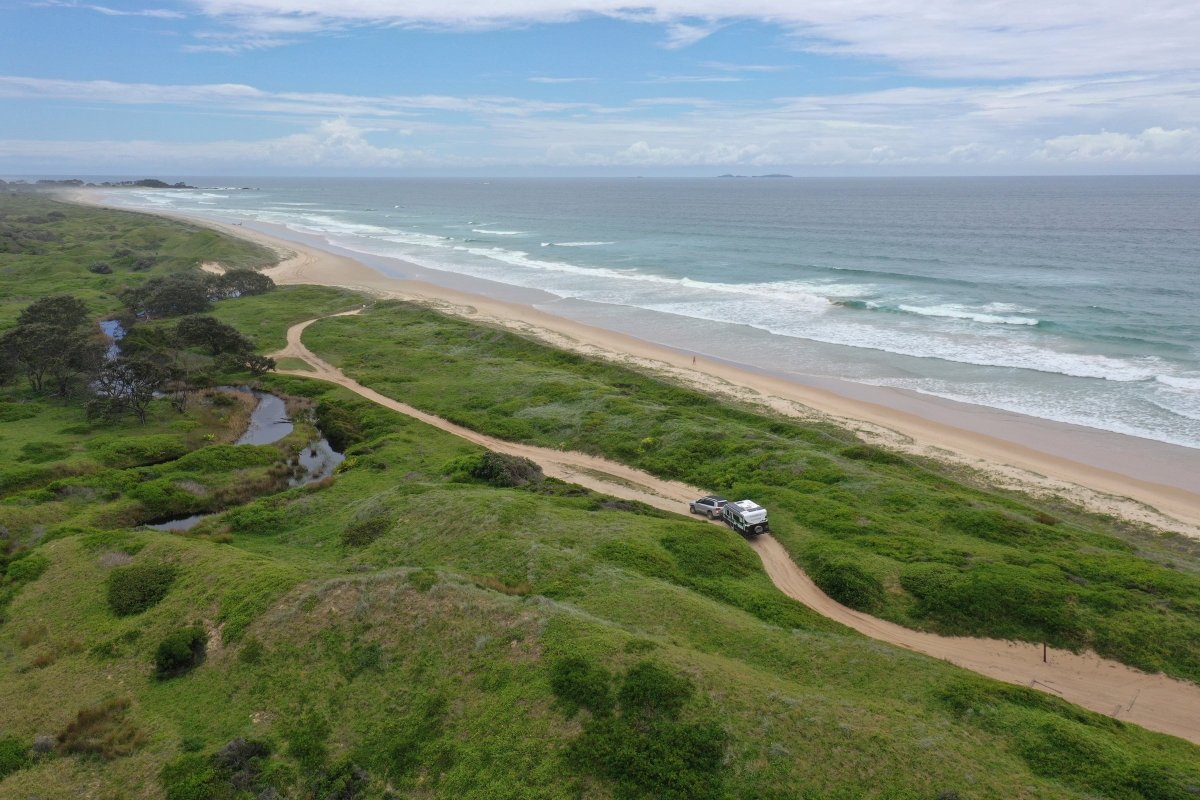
272,312,1200,745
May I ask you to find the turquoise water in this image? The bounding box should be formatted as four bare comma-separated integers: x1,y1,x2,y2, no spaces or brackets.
110,177,1200,448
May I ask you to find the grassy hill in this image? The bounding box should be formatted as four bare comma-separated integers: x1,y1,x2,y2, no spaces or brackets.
301,302,1200,684
2,195,1199,799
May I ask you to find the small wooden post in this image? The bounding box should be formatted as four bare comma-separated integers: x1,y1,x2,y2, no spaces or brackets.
1043,642,1047,663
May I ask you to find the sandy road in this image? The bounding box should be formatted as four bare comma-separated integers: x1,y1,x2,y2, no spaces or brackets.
272,312,1200,745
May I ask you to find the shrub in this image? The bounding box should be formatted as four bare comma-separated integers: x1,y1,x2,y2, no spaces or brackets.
563,662,725,800
88,261,113,274
803,547,885,613
106,563,177,616
0,736,30,780
341,499,393,547
619,661,695,720
161,738,276,800
6,553,50,584
155,625,206,679
550,657,614,717
443,450,543,487
944,507,1041,543
841,444,905,465
57,697,147,760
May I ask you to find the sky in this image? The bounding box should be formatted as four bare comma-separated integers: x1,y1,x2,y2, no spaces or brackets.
1,1,1198,176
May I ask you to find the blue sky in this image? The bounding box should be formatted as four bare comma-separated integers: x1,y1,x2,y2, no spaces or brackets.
1,1,1199,175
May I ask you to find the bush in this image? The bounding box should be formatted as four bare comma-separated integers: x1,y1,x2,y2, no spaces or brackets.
619,661,695,720
341,499,393,547
106,563,177,616
803,546,886,612
550,657,614,717
57,697,147,760
944,507,1041,543
88,261,113,274
155,625,207,679
161,738,276,800
442,450,543,487
841,444,905,465
0,736,30,779
562,662,725,800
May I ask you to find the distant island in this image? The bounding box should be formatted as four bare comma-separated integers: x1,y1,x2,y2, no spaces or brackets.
716,173,794,178
0,178,262,191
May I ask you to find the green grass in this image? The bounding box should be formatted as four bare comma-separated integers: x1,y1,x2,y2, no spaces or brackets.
4,378,1199,798
207,285,363,353
0,194,274,326
302,301,1200,683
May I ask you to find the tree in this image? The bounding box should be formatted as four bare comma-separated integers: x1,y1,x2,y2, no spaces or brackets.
211,270,274,299
174,316,253,356
120,275,210,318
90,356,169,423
0,295,104,398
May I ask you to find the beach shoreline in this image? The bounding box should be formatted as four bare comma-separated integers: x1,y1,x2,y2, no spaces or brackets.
66,188,1200,534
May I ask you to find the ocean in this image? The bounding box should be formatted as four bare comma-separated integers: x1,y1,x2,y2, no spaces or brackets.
105,176,1200,450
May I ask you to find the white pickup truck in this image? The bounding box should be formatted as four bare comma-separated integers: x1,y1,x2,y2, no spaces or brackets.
720,499,769,536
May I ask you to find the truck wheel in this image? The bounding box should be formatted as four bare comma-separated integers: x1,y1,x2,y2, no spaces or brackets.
752,524,764,535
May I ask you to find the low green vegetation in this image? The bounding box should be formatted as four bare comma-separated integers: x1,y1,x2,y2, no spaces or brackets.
304,301,1200,683
0,193,274,326
2,195,1200,798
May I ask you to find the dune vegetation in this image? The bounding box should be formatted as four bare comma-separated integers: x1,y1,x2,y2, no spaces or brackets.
2,194,1199,799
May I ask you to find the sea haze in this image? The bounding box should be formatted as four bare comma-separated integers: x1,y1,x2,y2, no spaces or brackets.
108,176,1200,449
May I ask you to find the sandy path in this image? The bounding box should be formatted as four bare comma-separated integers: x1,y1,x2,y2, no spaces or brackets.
273,312,1200,745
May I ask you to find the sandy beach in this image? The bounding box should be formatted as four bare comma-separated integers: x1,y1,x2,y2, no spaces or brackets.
70,190,1200,534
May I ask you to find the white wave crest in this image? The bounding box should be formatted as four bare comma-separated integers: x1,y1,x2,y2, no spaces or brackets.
541,241,615,247
472,229,526,235
897,303,1040,326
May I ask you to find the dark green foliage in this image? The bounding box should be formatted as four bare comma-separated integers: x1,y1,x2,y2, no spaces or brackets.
239,637,265,664
802,545,886,613
558,660,726,800
1,553,50,621
283,707,331,776
120,274,212,318
1,294,105,398
353,696,448,786
154,625,206,679
88,261,112,274
341,500,393,547
841,444,905,465
105,562,177,616
550,656,614,717
211,269,274,299
89,356,169,423
934,676,1200,799
57,697,147,760
17,440,71,463
174,315,253,356
0,736,30,779
444,450,544,487
618,661,695,720
161,738,278,800
89,433,189,467
315,399,365,452
5,552,49,584
944,507,1044,543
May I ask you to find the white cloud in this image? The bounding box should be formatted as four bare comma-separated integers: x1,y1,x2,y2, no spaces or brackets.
36,1,185,19
0,118,433,168
528,76,595,84
3,74,1199,172
182,1,1200,79
1035,127,1200,162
